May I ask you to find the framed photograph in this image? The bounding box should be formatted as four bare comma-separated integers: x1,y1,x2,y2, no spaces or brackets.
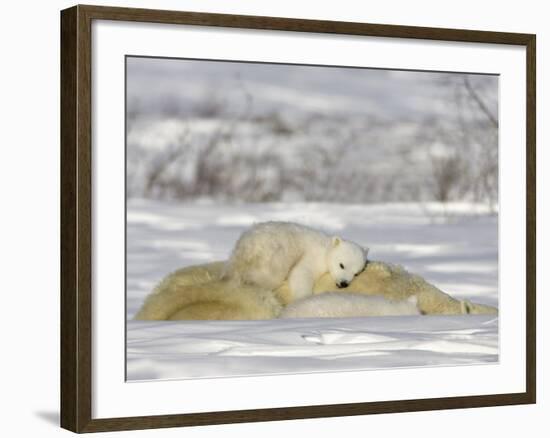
60,4,536,433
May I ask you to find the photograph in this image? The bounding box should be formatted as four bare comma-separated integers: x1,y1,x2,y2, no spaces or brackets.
125,56,500,381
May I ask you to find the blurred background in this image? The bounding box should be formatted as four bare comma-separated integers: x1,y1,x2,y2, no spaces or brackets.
126,57,498,209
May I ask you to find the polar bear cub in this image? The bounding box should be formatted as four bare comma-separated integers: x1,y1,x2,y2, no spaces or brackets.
280,293,420,319
223,221,368,301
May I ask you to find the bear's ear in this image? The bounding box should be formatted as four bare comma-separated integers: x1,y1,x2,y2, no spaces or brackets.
331,236,341,247
460,300,473,314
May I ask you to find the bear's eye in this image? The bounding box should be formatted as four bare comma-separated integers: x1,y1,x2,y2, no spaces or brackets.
339,263,345,269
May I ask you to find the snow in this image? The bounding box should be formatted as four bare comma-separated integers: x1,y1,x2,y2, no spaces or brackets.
126,59,498,205
127,316,498,381
126,200,499,381
127,57,497,121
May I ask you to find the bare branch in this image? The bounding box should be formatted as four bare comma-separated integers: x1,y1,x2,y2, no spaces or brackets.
463,76,498,129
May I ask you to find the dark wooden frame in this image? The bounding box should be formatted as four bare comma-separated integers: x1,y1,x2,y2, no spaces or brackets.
60,4,536,433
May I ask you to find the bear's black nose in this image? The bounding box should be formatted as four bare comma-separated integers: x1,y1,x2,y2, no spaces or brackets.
338,281,349,288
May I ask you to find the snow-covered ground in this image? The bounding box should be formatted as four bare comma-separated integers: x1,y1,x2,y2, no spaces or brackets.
126,200,498,381
127,316,497,381
126,58,498,205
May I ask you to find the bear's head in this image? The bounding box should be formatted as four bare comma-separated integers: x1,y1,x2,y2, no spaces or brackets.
326,237,368,288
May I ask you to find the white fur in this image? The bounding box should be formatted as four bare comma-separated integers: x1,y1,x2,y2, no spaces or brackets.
223,221,368,301
279,293,420,319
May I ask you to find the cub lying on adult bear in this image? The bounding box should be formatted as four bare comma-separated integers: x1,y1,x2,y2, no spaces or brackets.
134,220,497,320
222,221,368,301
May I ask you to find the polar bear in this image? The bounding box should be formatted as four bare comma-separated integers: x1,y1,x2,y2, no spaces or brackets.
134,260,498,320
222,221,368,301
280,293,420,319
